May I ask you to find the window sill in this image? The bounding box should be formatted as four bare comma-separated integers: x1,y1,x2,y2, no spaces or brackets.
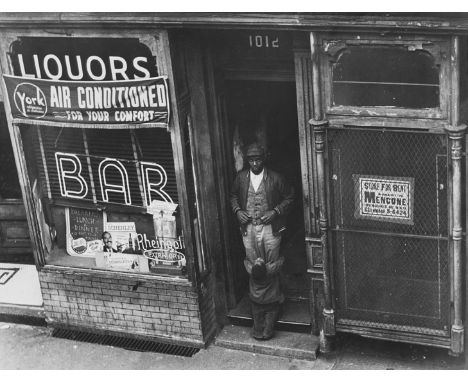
326,115,450,131
327,105,445,120
41,264,192,285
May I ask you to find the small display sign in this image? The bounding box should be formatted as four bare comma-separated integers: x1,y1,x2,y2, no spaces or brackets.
95,252,149,272
354,174,414,225
104,222,137,253
65,207,104,257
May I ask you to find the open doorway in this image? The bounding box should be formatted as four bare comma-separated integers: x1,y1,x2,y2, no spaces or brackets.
224,80,310,330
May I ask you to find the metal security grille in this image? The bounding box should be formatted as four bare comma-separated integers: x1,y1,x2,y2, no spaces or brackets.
327,128,450,333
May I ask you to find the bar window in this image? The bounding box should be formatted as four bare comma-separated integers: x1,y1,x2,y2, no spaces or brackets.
332,46,440,109
20,124,187,277
0,104,21,199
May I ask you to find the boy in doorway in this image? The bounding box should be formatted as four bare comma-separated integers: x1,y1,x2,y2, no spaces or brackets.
230,143,295,340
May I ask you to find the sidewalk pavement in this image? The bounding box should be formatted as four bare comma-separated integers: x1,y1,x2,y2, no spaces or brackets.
0,321,465,370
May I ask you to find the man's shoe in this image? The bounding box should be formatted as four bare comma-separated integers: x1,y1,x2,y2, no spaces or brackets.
252,307,265,341
263,307,278,340
252,329,264,340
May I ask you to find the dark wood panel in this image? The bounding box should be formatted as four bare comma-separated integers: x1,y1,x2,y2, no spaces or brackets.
0,201,32,257
3,13,468,34
0,201,27,220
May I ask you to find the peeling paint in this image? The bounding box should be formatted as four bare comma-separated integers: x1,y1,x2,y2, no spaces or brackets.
407,43,423,51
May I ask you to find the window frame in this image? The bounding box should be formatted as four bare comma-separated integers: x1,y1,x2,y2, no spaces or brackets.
320,34,451,121
0,28,199,282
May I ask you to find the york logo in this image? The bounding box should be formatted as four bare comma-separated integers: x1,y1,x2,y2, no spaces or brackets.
13,82,47,118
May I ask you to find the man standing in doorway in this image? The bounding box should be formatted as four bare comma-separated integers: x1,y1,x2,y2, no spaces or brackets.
230,143,295,340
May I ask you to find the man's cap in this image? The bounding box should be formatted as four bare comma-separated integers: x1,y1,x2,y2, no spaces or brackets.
245,143,265,158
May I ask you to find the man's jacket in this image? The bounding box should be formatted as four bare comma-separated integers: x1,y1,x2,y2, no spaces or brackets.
230,167,295,235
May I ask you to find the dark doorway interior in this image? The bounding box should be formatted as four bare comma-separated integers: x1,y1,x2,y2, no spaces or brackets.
223,80,310,330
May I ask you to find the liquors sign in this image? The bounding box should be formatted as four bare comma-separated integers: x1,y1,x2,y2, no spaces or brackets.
9,37,157,81
2,36,170,127
354,174,414,225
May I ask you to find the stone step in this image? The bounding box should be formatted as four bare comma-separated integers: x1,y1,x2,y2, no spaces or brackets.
215,324,319,361
227,296,311,333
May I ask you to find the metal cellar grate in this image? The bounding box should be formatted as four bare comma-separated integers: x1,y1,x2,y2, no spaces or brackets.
52,328,200,357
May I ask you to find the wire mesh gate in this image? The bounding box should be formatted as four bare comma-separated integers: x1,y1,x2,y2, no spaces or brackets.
327,127,451,340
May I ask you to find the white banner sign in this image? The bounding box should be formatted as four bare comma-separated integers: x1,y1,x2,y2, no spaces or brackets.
354,175,414,225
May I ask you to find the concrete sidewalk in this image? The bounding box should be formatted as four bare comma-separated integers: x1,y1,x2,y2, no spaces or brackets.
0,322,464,370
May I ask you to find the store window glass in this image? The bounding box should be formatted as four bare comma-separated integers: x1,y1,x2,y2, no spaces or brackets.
0,104,22,199
332,46,440,109
20,124,186,276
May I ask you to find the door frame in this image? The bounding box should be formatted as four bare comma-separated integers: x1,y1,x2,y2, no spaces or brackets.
308,30,466,353
203,30,317,316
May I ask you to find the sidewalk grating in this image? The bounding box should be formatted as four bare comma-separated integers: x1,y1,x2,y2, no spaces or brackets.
52,328,200,357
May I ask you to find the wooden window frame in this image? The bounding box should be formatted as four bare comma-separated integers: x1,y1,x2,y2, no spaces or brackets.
319,34,451,122
0,28,198,282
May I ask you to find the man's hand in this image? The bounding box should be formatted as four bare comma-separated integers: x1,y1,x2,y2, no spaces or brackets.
236,210,251,224
261,210,277,224
254,257,265,265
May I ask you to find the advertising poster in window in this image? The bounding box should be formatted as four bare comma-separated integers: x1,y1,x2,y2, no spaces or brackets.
65,207,104,257
353,174,414,225
144,200,186,270
104,222,137,253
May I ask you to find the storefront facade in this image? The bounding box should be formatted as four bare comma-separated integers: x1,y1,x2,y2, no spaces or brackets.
0,13,468,356
0,26,218,346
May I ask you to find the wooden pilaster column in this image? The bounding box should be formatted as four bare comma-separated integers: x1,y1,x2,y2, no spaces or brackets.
446,123,466,355
310,119,335,351
309,31,335,352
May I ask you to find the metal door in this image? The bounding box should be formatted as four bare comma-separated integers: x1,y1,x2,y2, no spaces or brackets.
328,128,450,339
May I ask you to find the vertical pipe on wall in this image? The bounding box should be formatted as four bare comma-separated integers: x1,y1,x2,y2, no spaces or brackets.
311,121,332,315
447,36,465,355
309,32,335,352
451,36,460,127
310,33,323,121
447,124,466,355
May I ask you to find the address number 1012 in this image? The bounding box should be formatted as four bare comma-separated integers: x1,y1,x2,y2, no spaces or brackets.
248,35,280,48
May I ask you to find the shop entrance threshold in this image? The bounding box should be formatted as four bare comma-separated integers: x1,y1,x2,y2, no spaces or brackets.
215,324,319,360
227,295,311,333
222,296,318,359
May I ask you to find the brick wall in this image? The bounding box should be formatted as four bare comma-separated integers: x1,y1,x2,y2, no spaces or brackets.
39,267,206,347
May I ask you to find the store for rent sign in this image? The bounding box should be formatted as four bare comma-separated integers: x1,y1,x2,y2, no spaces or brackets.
354,175,414,225
2,36,169,126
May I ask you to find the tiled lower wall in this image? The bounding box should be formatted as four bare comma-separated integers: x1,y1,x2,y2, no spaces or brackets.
39,267,206,347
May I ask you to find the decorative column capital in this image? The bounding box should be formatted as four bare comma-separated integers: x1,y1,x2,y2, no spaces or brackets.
444,123,467,138
308,119,329,132
445,124,466,160
310,119,328,153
